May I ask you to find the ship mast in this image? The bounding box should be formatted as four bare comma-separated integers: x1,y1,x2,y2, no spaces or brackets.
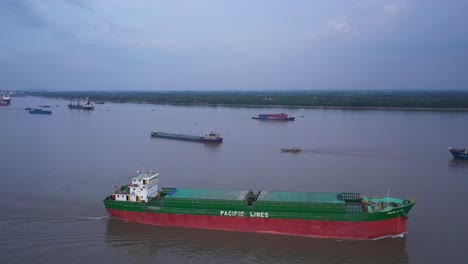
387,188,390,204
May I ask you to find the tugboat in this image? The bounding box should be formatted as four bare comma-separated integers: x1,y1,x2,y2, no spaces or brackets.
448,147,468,160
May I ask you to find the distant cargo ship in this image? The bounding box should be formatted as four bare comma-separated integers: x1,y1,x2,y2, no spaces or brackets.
281,147,302,153
68,98,95,110
104,170,415,240
252,113,295,121
81,98,95,110
448,147,468,160
1,93,11,105
151,131,223,143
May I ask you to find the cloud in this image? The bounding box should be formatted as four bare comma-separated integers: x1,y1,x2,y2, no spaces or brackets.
0,0,45,28
327,21,351,33
65,0,93,12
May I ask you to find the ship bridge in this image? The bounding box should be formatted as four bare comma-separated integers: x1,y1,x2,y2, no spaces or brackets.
112,172,159,203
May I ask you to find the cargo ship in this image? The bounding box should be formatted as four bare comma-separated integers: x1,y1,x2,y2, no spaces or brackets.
68,98,82,109
281,147,302,153
448,147,468,160
81,98,95,110
151,131,223,143
252,113,295,121
1,93,11,105
68,97,95,110
103,171,415,240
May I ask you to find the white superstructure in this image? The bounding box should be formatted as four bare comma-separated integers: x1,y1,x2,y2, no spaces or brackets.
112,172,159,202
203,132,222,141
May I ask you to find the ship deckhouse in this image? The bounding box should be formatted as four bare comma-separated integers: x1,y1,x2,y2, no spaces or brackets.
112,172,159,202
203,132,222,141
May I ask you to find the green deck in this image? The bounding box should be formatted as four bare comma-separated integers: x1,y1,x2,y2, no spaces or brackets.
151,132,203,141
104,186,415,222
257,191,345,204
166,188,249,201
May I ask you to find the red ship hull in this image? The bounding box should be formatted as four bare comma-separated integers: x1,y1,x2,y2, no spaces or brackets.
106,209,407,240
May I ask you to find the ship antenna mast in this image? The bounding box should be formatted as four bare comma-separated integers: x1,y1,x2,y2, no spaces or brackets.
136,162,145,174
387,188,390,204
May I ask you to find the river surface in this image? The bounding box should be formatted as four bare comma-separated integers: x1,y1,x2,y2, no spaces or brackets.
1,96,467,264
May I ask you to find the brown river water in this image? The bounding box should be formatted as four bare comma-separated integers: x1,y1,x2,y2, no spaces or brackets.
1,96,467,264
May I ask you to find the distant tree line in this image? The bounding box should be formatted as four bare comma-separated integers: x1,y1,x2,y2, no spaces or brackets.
27,90,468,109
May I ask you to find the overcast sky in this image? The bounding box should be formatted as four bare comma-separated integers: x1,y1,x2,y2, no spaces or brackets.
0,0,467,91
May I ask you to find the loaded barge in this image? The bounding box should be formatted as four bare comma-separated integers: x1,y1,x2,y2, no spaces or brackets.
104,171,415,240
151,131,223,143
252,113,295,121
29,109,52,115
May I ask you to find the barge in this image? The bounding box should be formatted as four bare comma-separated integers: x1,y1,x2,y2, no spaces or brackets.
281,147,302,153
29,109,52,114
104,170,415,240
151,131,223,143
252,113,295,121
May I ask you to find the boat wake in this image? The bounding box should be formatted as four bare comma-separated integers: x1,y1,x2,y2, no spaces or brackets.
301,148,401,159
0,215,109,223
371,232,407,240
301,147,438,163
74,216,109,220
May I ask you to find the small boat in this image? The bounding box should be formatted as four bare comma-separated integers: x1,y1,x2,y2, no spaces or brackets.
448,147,468,160
281,147,302,153
24,107,33,111
29,109,52,115
39,105,51,108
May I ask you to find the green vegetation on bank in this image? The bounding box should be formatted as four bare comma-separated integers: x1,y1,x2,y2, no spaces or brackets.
27,90,468,109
